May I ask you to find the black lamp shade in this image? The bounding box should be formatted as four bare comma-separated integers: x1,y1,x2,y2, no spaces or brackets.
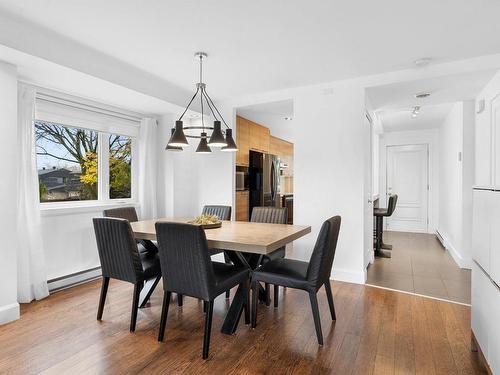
168,120,189,147
166,128,183,151
208,121,227,147
221,128,238,152
196,132,212,153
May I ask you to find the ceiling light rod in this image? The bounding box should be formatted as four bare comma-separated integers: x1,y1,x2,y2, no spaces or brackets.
167,52,238,152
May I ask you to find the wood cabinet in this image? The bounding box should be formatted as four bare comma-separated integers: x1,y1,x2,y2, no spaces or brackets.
269,135,293,158
235,190,249,221
249,121,270,153
236,117,250,166
236,116,272,166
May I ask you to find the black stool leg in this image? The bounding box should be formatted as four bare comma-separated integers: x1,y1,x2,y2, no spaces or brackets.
244,280,250,325
97,277,109,320
265,283,271,306
178,293,183,306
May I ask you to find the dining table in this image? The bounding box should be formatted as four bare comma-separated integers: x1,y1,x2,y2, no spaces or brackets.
130,217,311,335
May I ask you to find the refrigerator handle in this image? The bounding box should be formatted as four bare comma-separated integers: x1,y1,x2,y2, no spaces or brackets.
270,160,276,202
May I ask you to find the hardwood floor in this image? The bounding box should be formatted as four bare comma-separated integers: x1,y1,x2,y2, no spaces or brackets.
0,279,486,374
367,231,471,304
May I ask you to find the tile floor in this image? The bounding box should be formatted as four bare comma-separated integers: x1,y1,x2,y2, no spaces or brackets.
366,231,471,304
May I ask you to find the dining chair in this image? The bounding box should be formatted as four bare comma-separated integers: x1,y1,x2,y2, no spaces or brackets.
103,207,158,254
251,216,341,345
103,207,183,306
202,205,233,298
155,222,250,359
92,217,162,332
250,206,288,307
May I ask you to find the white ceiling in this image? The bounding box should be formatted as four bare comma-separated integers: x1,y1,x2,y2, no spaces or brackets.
377,103,455,132
1,0,500,100
237,100,294,118
367,69,498,132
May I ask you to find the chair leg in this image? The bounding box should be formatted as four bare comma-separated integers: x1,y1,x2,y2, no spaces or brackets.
203,300,208,313
244,280,250,325
130,283,142,332
178,293,183,307
251,280,259,328
274,285,279,308
309,291,323,345
158,291,172,341
265,283,271,306
225,289,230,299
97,276,109,320
324,281,336,321
203,300,214,359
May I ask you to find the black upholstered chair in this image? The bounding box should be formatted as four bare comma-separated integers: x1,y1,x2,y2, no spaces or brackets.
155,222,250,359
374,194,398,257
201,205,232,221
92,217,162,332
202,205,233,298
103,207,182,306
250,206,288,307
103,207,158,254
251,216,341,345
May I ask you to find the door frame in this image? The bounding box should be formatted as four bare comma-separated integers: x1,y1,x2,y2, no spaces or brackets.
385,143,430,233
378,129,439,234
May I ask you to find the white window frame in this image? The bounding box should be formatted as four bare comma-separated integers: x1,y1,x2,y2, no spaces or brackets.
34,88,143,215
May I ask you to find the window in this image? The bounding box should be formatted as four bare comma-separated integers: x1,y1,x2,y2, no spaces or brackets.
109,134,132,199
36,121,99,203
34,92,140,207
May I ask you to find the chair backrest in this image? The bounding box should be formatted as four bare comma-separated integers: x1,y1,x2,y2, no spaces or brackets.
306,216,341,289
155,222,216,300
250,206,288,224
92,217,142,283
387,194,398,216
103,207,139,222
201,205,232,221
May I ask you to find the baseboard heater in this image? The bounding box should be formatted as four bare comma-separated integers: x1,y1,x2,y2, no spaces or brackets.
435,230,446,248
48,266,102,292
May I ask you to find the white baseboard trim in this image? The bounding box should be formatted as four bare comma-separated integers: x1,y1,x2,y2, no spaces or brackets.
332,267,365,284
48,267,102,292
0,302,20,325
435,230,471,269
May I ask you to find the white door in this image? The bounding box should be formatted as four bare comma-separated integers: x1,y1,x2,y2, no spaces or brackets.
386,144,429,232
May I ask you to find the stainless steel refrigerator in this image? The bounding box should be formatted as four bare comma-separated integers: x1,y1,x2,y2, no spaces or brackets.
249,150,281,219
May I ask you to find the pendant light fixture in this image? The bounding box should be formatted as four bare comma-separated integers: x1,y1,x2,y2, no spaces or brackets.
165,128,183,151
166,52,238,153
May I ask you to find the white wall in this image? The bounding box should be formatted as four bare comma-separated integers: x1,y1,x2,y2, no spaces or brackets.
0,61,19,324
379,129,440,233
41,208,103,279
438,101,475,269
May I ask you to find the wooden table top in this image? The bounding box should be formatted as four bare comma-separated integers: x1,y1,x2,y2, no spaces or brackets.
130,218,311,255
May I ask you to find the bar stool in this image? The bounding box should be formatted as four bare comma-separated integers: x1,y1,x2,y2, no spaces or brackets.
373,194,398,258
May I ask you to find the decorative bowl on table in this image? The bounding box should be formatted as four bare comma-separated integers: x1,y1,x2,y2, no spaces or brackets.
187,214,222,229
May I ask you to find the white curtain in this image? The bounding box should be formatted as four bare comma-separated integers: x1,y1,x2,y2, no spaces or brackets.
138,118,158,219
17,84,49,303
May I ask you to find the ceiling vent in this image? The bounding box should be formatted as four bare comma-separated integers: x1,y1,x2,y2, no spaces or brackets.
415,92,431,99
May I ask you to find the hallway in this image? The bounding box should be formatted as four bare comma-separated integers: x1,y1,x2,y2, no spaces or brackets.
367,231,471,304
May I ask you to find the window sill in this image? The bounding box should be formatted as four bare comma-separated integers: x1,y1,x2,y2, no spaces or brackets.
40,200,138,217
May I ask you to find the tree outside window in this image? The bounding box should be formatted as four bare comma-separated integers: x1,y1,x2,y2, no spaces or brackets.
35,121,132,202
